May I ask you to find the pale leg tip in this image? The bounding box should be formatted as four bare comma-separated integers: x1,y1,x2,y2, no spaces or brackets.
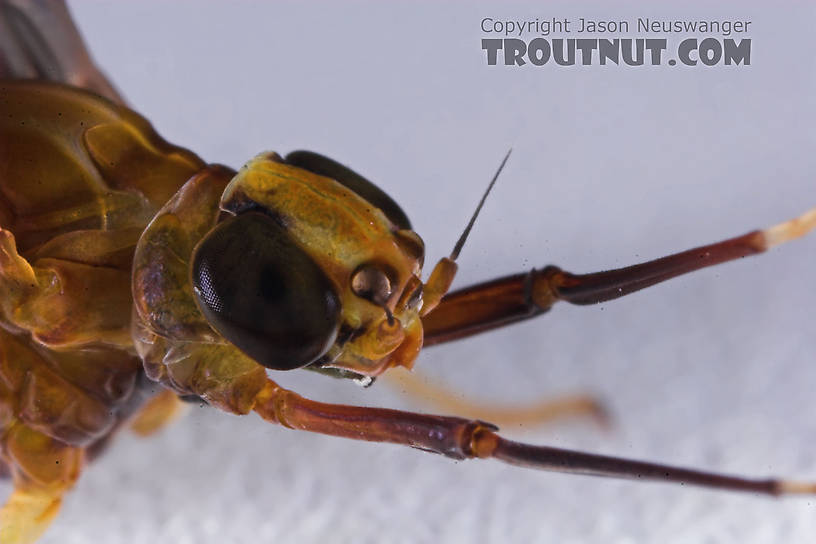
774,479,816,495
762,206,816,248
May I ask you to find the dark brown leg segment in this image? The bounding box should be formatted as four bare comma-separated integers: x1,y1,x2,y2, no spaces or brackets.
253,381,814,496
423,206,816,346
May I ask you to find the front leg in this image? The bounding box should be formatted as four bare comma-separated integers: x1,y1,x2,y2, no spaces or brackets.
250,379,814,496
422,206,816,345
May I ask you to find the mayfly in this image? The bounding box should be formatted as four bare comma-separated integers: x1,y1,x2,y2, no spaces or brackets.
0,2,814,542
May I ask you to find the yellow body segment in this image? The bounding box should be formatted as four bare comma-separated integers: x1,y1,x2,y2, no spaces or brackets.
0,81,205,541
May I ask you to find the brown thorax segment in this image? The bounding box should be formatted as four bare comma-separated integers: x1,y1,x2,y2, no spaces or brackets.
0,81,201,459
0,82,204,349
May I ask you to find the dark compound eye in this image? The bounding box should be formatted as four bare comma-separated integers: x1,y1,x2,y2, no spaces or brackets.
394,229,425,268
191,212,341,371
351,264,393,306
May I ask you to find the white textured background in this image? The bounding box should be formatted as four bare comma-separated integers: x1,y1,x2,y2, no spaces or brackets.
7,1,816,543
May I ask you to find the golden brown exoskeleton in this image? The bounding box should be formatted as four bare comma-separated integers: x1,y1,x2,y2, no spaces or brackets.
0,81,204,541
1,2,816,543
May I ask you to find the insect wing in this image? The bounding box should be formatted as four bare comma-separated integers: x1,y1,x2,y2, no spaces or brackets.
0,0,122,103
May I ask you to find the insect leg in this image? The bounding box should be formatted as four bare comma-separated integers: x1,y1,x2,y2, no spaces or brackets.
253,381,814,496
0,424,83,544
422,206,816,345
1,488,64,544
385,369,609,428
129,389,186,437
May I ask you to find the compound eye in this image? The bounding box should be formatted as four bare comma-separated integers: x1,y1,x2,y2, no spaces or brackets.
351,264,392,305
191,212,341,370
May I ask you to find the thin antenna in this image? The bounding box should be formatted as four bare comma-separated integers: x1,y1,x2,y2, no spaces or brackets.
450,148,512,261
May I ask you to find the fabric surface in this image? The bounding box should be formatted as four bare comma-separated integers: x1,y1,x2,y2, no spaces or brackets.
2,2,814,543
